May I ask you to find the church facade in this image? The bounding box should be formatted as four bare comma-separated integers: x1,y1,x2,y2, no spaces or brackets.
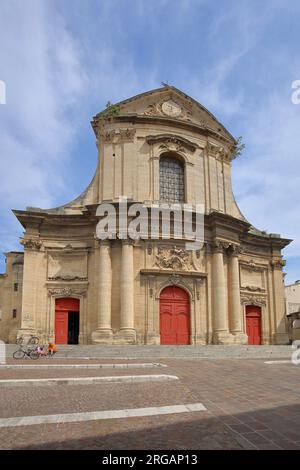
0,86,291,345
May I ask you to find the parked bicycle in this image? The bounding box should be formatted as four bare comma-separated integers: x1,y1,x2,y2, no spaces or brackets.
16,335,39,346
13,345,39,360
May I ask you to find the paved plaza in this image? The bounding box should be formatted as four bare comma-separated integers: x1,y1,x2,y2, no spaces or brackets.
0,346,300,450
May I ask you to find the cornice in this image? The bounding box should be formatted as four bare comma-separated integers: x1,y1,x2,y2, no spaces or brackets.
94,114,234,149
140,269,207,278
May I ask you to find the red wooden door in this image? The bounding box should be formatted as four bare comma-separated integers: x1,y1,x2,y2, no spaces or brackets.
55,298,80,344
246,306,261,345
160,286,190,345
55,311,68,344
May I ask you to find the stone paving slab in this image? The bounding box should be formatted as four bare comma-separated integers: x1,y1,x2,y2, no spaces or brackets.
0,367,170,380
1,358,300,450
0,403,207,428
0,374,178,387
0,378,197,418
0,362,166,369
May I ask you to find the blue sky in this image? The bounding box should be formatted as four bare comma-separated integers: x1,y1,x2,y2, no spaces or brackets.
0,0,299,283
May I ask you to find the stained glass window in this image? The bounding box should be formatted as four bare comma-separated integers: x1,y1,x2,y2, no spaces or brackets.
159,156,185,203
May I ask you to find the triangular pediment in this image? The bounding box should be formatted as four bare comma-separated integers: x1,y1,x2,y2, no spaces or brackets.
98,86,234,142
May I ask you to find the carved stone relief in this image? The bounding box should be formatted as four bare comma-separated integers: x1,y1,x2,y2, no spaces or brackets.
100,128,136,143
241,294,266,306
144,99,192,121
154,246,193,271
47,287,87,297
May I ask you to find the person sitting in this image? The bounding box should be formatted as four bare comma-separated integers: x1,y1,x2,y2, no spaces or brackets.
47,342,57,356
37,345,47,356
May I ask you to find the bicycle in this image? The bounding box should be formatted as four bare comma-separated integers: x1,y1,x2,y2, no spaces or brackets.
16,335,39,346
13,345,39,360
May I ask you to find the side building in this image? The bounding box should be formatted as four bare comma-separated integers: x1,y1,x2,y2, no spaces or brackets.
0,253,23,342
285,280,300,342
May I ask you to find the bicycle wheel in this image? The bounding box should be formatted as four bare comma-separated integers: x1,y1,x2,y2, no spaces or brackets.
29,349,39,360
28,336,39,345
13,349,25,359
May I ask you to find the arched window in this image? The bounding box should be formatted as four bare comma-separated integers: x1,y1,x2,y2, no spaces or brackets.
159,155,185,203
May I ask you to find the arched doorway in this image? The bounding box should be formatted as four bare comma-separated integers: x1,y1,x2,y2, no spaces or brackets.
160,286,190,345
55,298,80,344
246,305,261,345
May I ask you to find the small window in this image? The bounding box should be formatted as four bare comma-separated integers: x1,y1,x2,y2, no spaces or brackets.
12,309,17,319
14,283,18,292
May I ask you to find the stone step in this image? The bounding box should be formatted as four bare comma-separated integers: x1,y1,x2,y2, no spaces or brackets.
4,344,293,359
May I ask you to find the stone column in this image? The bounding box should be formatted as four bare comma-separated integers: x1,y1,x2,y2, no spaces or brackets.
228,245,247,344
271,259,289,344
116,240,136,343
17,239,42,341
212,241,232,344
91,240,113,343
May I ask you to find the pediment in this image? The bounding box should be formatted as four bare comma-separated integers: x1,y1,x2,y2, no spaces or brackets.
100,86,234,142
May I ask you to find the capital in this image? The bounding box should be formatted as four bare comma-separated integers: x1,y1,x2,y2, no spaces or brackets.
228,244,243,257
211,240,225,254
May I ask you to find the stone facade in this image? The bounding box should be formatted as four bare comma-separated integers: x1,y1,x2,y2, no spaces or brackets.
0,86,291,344
0,253,23,342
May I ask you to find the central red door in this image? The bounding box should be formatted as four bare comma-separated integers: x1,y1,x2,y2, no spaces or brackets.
55,298,80,344
246,306,261,345
160,286,190,345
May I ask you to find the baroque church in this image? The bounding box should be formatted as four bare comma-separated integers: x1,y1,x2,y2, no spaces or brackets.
0,86,291,345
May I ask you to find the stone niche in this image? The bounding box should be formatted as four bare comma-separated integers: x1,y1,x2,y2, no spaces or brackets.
240,262,265,291
47,252,88,281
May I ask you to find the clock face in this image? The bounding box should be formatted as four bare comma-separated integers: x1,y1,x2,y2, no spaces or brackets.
161,100,182,117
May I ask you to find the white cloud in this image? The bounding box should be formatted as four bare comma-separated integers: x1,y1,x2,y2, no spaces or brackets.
0,0,87,267
232,89,300,259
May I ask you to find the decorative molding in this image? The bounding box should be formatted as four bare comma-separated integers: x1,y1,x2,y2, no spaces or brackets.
20,238,42,251
48,275,88,282
144,102,163,117
211,240,228,254
63,244,73,253
144,99,192,121
195,278,204,300
241,294,266,306
100,128,136,143
240,259,266,272
155,246,192,271
270,259,286,269
121,238,135,246
146,134,198,153
47,287,87,297
154,274,194,301
147,243,153,255
241,285,265,292
207,142,230,162
228,244,243,257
